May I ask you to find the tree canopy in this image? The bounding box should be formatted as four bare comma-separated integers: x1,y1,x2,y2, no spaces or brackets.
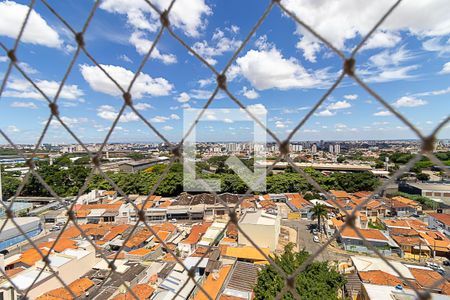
254,244,346,300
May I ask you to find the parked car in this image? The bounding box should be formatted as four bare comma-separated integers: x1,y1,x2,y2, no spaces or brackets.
443,260,450,266
313,236,320,243
49,226,60,232
169,219,177,223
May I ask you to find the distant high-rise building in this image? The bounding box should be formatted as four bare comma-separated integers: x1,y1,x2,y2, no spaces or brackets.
334,144,341,154
311,144,317,154
329,144,334,153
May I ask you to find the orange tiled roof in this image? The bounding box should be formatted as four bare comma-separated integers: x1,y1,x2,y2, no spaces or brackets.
154,230,170,242
15,248,49,267
330,190,351,199
259,199,276,209
226,223,238,239
128,248,152,256
340,227,388,241
359,270,403,286
288,196,311,210
389,227,419,237
181,223,211,245
353,191,372,198
409,268,450,294
158,200,172,208
37,277,94,300
419,231,450,251
194,265,232,300
392,196,421,207
38,239,78,253
239,199,255,209
428,213,450,227
391,235,423,247
162,253,178,262
125,228,153,248
103,224,130,241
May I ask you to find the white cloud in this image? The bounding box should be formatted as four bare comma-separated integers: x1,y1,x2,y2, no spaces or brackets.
190,89,217,100
246,103,267,117
0,1,62,48
192,28,241,65
281,0,450,61
0,56,7,62
10,101,37,109
393,96,427,107
369,46,413,68
49,116,88,128
4,78,83,100
6,125,20,133
176,92,190,103
80,64,173,98
373,110,392,116
364,65,419,83
198,78,213,87
170,113,180,120
363,30,401,50
275,121,287,128
315,109,335,117
327,100,351,110
118,54,133,63
97,105,139,123
134,102,152,111
18,62,38,74
150,116,169,123
100,0,211,37
235,45,330,90
440,62,450,74
241,86,259,99
162,125,173,131
303,129,319,133
344,94,358,100
423,37,450,54
129,31,177,64
414,86,450,97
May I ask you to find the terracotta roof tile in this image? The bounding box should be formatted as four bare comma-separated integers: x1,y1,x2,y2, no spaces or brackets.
340,227,388,241
37,277,94,300
359,270,403,286
428,213,450,227
194,265,232,300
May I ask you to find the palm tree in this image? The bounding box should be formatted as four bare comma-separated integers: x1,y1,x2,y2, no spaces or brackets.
311,204,328,234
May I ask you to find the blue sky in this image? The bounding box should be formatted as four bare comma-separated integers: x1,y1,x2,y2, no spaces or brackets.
0,0,449,144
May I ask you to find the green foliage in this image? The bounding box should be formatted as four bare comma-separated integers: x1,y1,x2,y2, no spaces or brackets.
21,164,90,197
254,244,346,300
416,172,430,181
368,221,384,230
1,172,21,200
311,204,328,232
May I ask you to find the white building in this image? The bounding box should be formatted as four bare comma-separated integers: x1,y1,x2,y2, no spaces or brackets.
238,210,280,251
0,244,96,299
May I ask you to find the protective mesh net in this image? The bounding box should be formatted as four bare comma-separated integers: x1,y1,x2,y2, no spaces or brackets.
0,0,449,299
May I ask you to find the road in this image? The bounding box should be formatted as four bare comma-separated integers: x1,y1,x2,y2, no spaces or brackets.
282,219,348,263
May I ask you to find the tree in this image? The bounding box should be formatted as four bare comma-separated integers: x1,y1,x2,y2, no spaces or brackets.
311,204,328,233
254,244,346,300
416,173,430,181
